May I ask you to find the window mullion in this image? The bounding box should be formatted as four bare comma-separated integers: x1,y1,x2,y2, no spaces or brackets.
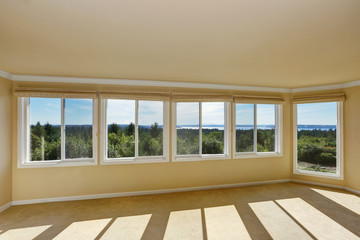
25,98,31,162
275,105,278,153
61,98,65,160
254,104,257,153
135,100,139,159
199,102,202,155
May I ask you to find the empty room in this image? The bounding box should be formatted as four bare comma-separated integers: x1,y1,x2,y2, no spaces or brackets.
0,0,359,239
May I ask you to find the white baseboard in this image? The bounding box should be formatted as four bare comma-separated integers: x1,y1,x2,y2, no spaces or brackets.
291,179,360,195
12,179,291,205
0,202,12,213
344,186,360,195
7,178,359,207
291,179,345,190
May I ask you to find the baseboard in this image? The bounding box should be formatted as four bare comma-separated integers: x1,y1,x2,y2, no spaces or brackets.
12,179,291,205
9,178,359,206
291,179,360,196
0,202,12,213
344,187,360,195
290,179,344,190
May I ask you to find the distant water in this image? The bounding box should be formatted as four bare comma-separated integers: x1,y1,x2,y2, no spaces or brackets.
176,124,337,131
107,124,336,131
297,125,336,131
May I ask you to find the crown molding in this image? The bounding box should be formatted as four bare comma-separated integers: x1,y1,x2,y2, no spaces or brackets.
1,69,360,93
290,83,347,93
11,73,290,93
344,80,360,89
0,69,12,80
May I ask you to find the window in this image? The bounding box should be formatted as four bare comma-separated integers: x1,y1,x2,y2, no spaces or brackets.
101,99,169,163
234,103,282,158
294,102,343,179
172,102,231,161
18,97,97,167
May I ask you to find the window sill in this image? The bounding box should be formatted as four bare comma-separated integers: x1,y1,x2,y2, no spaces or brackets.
234,152,282,159
293,169,343,180
101,157,169,165
18,158,97,168
173,155,231,162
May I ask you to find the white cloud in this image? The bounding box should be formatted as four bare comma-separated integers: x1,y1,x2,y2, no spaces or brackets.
107,100,135,124
202,102,224,125
177,102,200,125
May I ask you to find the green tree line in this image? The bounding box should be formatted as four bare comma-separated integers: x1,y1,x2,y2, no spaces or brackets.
31,122,336,168
297,129,336,167
107,122,163,158
30,122,92,161
236,129,275,152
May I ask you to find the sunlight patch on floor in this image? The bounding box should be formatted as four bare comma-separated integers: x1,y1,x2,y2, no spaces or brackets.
276,198,359,240
163,209,203,240
249,201,312,240
0,225,51,240
100,214,152,240
53,218,111,240
204,205,251,240
311,188,360,215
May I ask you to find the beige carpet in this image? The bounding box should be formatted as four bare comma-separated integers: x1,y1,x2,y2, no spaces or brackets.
0,183,359,240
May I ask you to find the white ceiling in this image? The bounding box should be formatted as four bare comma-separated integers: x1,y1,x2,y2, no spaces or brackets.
0,0,360,88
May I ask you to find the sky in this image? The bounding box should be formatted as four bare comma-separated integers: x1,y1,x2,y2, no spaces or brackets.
107,100,163,125
177,102,225,125
30,98,93,125
297,102,337,125
30,98,337,126
236,104,276,126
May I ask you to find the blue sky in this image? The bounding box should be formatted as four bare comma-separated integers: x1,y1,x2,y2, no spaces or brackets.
30,98,337,126
177,102,225,125
236,104,275,125
107,100,163,125
297,102,337,125
30,98,93,125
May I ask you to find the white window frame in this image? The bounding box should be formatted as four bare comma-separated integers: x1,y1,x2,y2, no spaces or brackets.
100,99,170,164
233,103,283,159
293,102,344,179
17,97,98,168
172,102,231,162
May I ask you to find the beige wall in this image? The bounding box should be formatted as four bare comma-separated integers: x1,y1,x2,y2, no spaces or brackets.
0,77,12,206
344,86,360,191
8,80,360,201
12,82,292,201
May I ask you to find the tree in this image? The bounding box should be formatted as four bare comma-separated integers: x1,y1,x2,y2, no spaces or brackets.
109,123,120,134
125,122,135,136
33,122,45,138
150,122,161,138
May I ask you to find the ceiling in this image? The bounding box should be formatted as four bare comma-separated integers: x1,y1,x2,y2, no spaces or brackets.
0,0,360,88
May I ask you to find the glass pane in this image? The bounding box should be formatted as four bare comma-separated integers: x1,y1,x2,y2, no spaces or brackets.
176,102,200,155
29,98,61,161
138,101,163,156
107,100,135,158
235,104,254,152
64,99,93,159
202,102,224,154
297,102,337,174
257,104,276,152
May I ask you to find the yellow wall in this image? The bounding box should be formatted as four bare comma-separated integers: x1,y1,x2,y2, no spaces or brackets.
344,86,360,191
0,78,12,206
8,80,360,202
11,82,292,201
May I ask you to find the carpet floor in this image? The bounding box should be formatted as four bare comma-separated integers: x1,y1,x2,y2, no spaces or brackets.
0,182,359,240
